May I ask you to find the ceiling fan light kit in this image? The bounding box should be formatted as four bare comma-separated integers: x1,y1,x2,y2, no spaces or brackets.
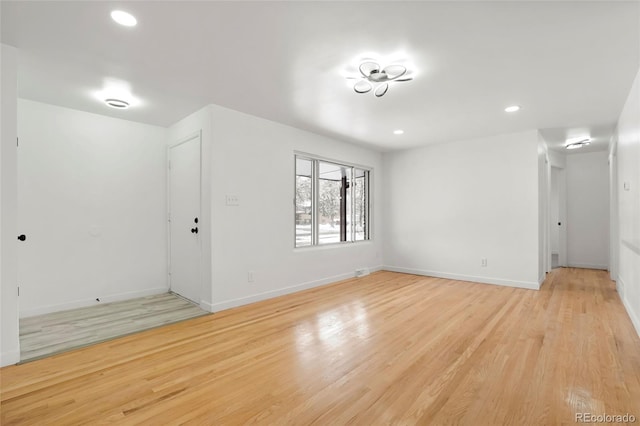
350,60,413,97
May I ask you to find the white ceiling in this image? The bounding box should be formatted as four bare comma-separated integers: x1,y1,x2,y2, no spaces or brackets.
2,1,638,152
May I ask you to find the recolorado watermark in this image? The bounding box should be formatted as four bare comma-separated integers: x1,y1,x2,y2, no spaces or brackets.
576,413,636,423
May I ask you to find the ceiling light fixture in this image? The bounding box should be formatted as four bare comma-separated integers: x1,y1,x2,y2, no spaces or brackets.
505,105,521,113
565,138,591,150
104,98,130,109
111,10,137,27
349,61,413,98
393,130,404,135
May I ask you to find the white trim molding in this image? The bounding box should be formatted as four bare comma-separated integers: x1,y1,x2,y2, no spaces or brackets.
539,272,547,287
208,265,384,313
19,287,169,318
0,349,20,367
616,278,624,298
618,276,640,339
566,263,608,271
383,266,540,291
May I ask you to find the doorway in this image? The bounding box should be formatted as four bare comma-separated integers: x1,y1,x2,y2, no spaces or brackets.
550,166,567,269
168,133,202,304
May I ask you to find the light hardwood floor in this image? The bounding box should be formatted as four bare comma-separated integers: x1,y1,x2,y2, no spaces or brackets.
19,293,208,362
2,268,639,425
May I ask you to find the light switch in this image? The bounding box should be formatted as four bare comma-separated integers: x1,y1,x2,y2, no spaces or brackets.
225,195,239,206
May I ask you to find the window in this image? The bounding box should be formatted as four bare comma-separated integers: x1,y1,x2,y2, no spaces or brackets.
295,155,370,247
295,158,313,247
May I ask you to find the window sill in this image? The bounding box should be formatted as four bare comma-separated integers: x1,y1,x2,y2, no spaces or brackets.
293,240,373,252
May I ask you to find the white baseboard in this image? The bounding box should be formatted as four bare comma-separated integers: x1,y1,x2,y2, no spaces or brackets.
618,276,640,339
200,300,214,312
0,349,20,367
616,279,624,298
383,266,540,291
209,266,384,313
566,262,608,270
539,273,546,286
19,286,169,318
369,265,384,274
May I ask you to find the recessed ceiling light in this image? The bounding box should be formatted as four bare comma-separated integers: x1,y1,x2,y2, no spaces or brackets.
111,10,137,27
505,105,521,113
565,138,591,150
104,98,130,109
393,129,404,135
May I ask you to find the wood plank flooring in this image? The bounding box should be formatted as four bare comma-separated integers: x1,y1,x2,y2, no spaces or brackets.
19,293,208,362
2,268,639,425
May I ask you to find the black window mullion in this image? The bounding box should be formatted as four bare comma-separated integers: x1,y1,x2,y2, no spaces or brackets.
312,160,319,245
340,175,348,241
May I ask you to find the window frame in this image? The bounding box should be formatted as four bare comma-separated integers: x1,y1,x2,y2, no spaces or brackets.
294,152,372,249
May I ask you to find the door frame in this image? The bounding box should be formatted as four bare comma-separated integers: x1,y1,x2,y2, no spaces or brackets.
167,131,203,304
549,165,568,270
557,167,568,268
609,135,618,282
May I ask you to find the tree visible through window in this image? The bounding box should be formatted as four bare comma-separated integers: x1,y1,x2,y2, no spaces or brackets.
295,156,370,247
295,158,313,247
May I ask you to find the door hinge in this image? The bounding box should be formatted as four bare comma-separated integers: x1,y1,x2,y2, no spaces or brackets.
17,286,20,296
16,137,19,147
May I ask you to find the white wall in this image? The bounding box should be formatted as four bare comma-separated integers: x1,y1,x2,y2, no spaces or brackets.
17,100,168,317
182,104,384,311
382,130,541,290
615,66,640,337
1,44,20,366
565,151,609,270
209,104,384,309
548,150,567,169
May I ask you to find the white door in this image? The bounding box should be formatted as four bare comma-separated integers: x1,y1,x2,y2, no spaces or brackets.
169,134,201,303
557,167,568,268
550,166,568,269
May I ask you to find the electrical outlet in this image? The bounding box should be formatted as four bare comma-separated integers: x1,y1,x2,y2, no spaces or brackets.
481,258,488,267
355,268,370,278
225,195,239,206
248,271,254,283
